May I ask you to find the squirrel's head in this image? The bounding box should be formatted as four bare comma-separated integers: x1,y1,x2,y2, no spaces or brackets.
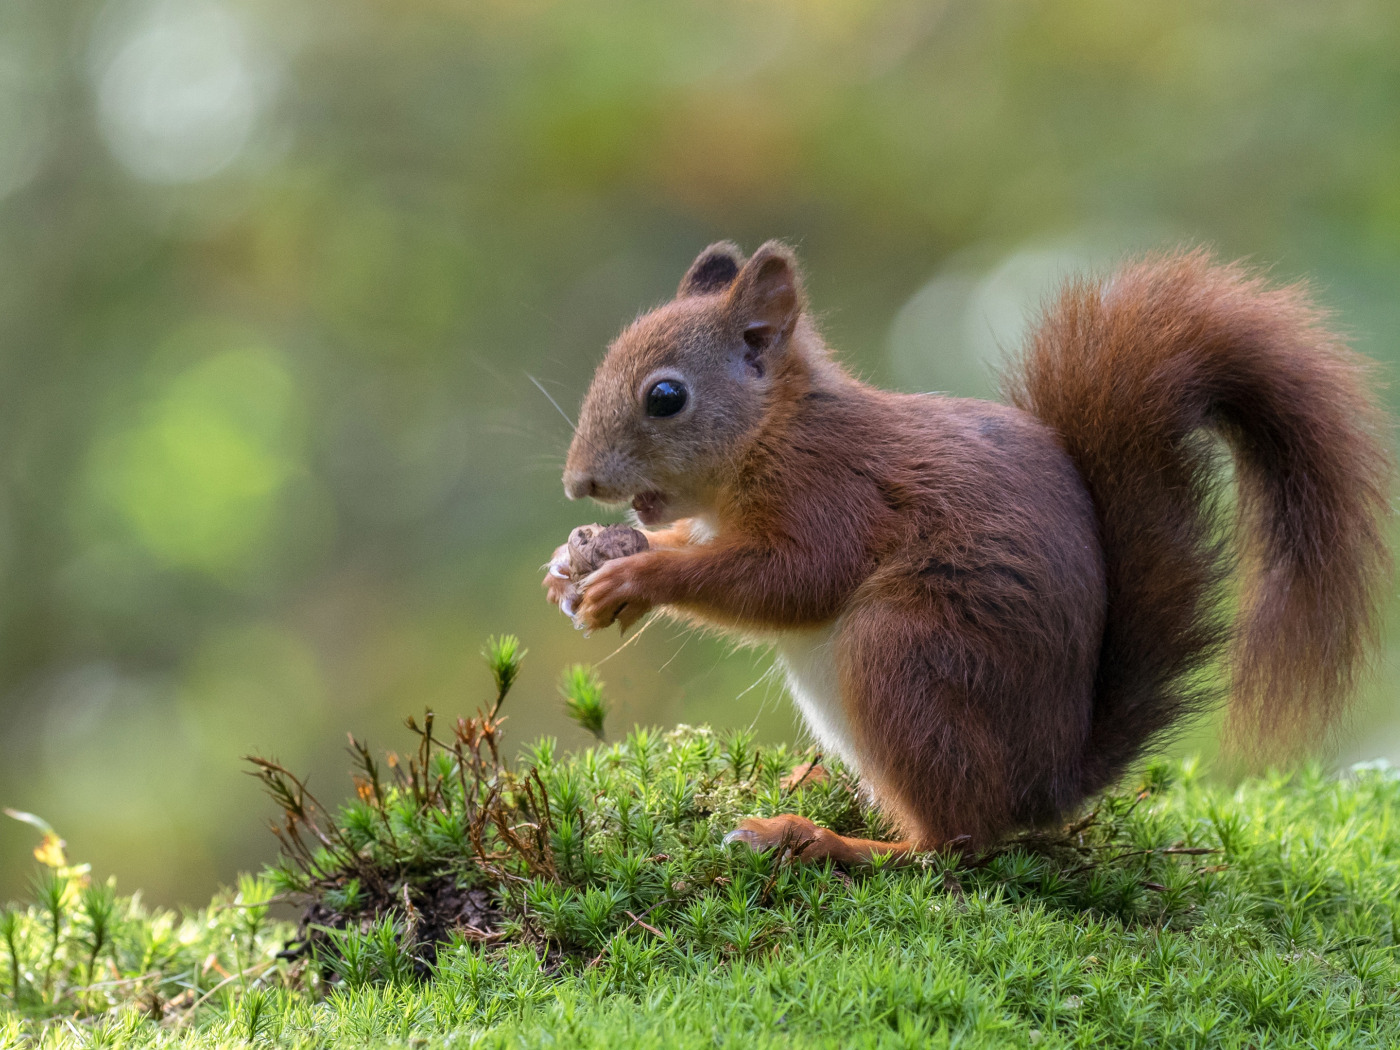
563,240,806,526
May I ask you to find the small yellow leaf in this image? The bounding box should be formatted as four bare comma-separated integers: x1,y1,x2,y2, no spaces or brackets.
34,831,68,869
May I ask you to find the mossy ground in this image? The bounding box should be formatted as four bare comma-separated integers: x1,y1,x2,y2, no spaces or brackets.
4,726,1400,1048
3,640,1398,1048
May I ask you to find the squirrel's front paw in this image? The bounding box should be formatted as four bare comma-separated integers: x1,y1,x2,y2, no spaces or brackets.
576,556,652,634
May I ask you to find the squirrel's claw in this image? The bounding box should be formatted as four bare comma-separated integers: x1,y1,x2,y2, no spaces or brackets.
542,543,574,611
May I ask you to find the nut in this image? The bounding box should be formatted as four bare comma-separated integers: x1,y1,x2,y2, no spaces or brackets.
566,523,649,576
561,523,649,627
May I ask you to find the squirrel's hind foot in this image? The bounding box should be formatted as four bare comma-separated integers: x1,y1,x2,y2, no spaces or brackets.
724,814,911,867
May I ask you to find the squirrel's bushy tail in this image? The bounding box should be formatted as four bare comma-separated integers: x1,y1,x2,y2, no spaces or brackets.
1007,250,1391,791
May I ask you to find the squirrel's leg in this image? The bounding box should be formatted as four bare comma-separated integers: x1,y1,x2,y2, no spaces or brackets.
575,537,859,633
730,583,1024,858
834,591,1019,851
724,814,913,866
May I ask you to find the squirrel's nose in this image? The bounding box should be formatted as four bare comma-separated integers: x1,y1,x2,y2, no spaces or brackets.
563,471,597,501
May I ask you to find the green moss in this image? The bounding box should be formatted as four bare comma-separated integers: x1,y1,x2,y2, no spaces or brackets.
5,739,1400,1047
5,646,1400,1047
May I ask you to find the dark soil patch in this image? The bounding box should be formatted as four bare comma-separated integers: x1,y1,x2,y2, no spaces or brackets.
284,875,504,976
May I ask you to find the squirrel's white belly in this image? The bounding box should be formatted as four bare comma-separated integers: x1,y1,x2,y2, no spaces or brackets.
773,624,860,773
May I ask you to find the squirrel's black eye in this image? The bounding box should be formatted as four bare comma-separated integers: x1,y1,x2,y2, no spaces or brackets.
645,379,688,418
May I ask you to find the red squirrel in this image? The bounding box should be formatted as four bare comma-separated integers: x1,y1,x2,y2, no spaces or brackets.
543,241,1392,863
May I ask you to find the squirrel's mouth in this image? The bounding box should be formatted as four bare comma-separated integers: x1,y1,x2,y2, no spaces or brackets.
631,491,667,526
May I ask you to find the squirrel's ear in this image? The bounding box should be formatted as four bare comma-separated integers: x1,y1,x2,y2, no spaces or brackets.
678,242,745,297
726,241,803,374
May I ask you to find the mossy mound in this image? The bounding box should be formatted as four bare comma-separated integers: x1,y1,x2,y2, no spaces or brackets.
4,636,1399,1047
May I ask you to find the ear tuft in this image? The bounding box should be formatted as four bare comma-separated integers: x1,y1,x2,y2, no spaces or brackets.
678,241,745,297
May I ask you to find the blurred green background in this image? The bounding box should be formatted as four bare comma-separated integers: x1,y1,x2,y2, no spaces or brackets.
2,0,1399,904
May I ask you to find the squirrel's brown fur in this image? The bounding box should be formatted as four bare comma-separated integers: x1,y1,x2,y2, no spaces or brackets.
545,242,1392,860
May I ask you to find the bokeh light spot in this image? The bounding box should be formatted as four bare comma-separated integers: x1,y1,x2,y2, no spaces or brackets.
888,243,1106,398
90,346,301,578
93,0,269,184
